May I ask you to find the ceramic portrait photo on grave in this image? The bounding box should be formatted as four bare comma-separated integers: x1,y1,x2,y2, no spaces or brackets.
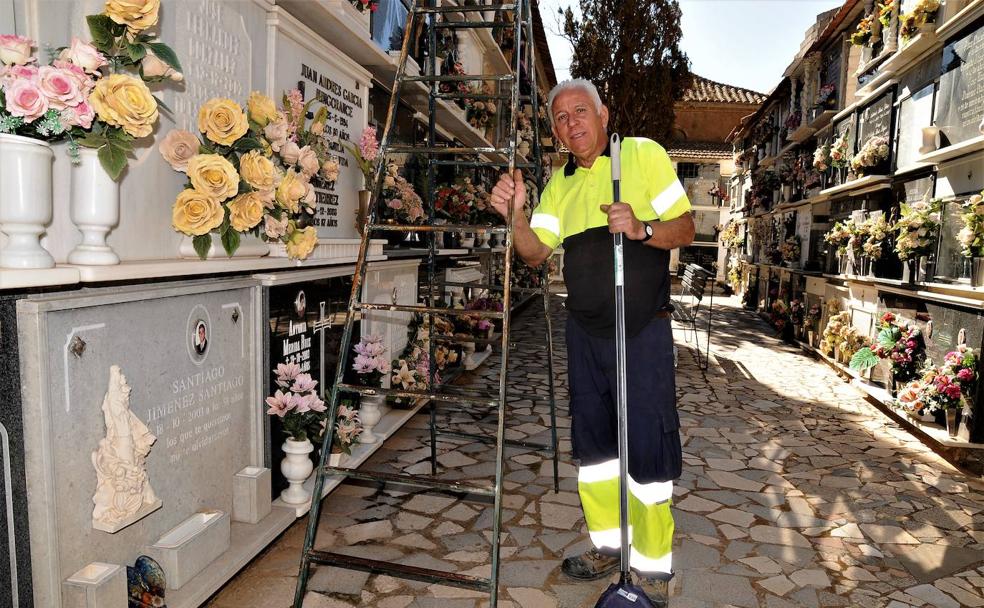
15,280,263,607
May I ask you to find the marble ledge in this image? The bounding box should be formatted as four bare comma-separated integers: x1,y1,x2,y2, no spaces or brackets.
819,175,892,197
0,266,80,290
877,30,939,77
823,273,984,308
834,78,898,125
70,254,388,284
936,0,984,43
916,135,984,165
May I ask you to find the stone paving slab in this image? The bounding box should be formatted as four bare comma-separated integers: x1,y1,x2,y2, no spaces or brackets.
207,296,984,608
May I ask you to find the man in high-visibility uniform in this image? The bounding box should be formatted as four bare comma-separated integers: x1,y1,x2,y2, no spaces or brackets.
489,79,694,605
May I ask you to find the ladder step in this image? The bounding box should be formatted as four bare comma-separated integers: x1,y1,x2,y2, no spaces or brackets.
432,92,533,102
415,4,516,14
404,74,514,83
438,429,555,452
430,333,501,346
433,20,513,28
430,159,537,169
433,385,554,402
386,145,508,156
435,281,543,294
309,550,493,591
369,223,508,234
337,383,500,407
357,302,505,318
320,467,496,498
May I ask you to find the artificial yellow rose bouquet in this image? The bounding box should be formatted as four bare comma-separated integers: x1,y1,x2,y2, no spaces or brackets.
161,90,340,261
0,0,181,179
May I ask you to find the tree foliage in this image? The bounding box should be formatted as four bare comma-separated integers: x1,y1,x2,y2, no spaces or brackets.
561,0,692,144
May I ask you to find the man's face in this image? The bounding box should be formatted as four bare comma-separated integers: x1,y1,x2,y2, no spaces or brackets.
198,326,206,341
550,89,608,159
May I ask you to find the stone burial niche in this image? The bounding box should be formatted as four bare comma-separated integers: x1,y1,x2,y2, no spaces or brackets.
15,278,286,608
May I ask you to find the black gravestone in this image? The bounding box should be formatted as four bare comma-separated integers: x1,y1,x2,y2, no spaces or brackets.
0,295,34,608
859,93,894,143
823,45,841,91
267,276,350,495
678,246,717,275
935,21,984,147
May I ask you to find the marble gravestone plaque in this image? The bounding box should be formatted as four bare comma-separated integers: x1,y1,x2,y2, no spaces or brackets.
935,22,984,147
267,7,373,240
858,93,893,144
16,279,263,608
168,0,266,131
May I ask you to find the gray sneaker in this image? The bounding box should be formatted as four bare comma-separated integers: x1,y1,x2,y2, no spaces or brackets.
560,548,619,581
638,577,669,607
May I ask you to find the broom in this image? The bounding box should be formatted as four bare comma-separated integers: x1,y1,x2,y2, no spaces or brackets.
594,133,659,608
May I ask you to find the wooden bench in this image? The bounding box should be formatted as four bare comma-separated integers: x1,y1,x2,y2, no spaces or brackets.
671,263,714,370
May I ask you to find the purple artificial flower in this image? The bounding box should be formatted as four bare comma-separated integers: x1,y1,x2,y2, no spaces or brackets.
291,373,318,393
374,356,391,374
306,395,326,412
265,390,294,417
353,354,375,374
957,368,974,382
275,362,301,388
292,392,311,413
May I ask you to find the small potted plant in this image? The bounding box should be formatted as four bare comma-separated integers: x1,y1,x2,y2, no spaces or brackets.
330,401,364,465
958,191,984,286
265,362,326,505
352,335,389,443
849,312,926,396
894,198,941,283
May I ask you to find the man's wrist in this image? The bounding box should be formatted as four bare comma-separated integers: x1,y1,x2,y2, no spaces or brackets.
633,221,650,241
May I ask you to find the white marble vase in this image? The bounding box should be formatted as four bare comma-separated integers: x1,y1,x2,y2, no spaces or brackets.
279,438,314,504
68,148,121,265
0,133,55,268
359,394,385,443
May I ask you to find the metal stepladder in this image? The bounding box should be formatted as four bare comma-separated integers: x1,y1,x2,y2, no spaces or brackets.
292,1,557,606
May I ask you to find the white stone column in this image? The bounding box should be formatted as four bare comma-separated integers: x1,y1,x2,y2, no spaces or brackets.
803,53,821,117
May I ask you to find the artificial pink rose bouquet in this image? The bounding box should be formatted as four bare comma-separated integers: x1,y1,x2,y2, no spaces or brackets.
0,4,182,180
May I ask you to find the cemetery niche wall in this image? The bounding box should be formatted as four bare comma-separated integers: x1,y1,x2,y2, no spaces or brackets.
14,279,291,607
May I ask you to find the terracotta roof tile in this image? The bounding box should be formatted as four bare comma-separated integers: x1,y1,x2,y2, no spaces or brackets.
682,76,766,105
665,141,733,160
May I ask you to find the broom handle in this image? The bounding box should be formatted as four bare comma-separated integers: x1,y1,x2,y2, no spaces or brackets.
610,133,631,582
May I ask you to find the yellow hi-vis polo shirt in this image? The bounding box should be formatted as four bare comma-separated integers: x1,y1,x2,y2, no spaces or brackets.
529,137,692,250
529,137,692,338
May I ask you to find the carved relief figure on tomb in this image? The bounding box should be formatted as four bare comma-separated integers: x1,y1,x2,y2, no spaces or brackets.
92,365,161,532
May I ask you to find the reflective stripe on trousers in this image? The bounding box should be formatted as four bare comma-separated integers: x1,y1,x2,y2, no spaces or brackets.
578,458,674,576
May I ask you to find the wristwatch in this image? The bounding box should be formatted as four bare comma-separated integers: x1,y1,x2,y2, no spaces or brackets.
641,221,654,242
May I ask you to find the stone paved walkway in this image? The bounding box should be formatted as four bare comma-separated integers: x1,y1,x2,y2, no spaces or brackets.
207,295,984,608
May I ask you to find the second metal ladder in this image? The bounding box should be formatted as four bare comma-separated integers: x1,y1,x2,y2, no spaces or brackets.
292,1,557,605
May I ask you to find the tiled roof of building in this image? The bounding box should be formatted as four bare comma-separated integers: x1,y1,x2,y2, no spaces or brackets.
666,141,733,160
682,76,766,105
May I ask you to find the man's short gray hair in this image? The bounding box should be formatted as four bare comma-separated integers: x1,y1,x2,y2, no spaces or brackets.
546,79,602,123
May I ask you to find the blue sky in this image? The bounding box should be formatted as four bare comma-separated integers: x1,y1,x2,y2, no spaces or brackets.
538,0,844,96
